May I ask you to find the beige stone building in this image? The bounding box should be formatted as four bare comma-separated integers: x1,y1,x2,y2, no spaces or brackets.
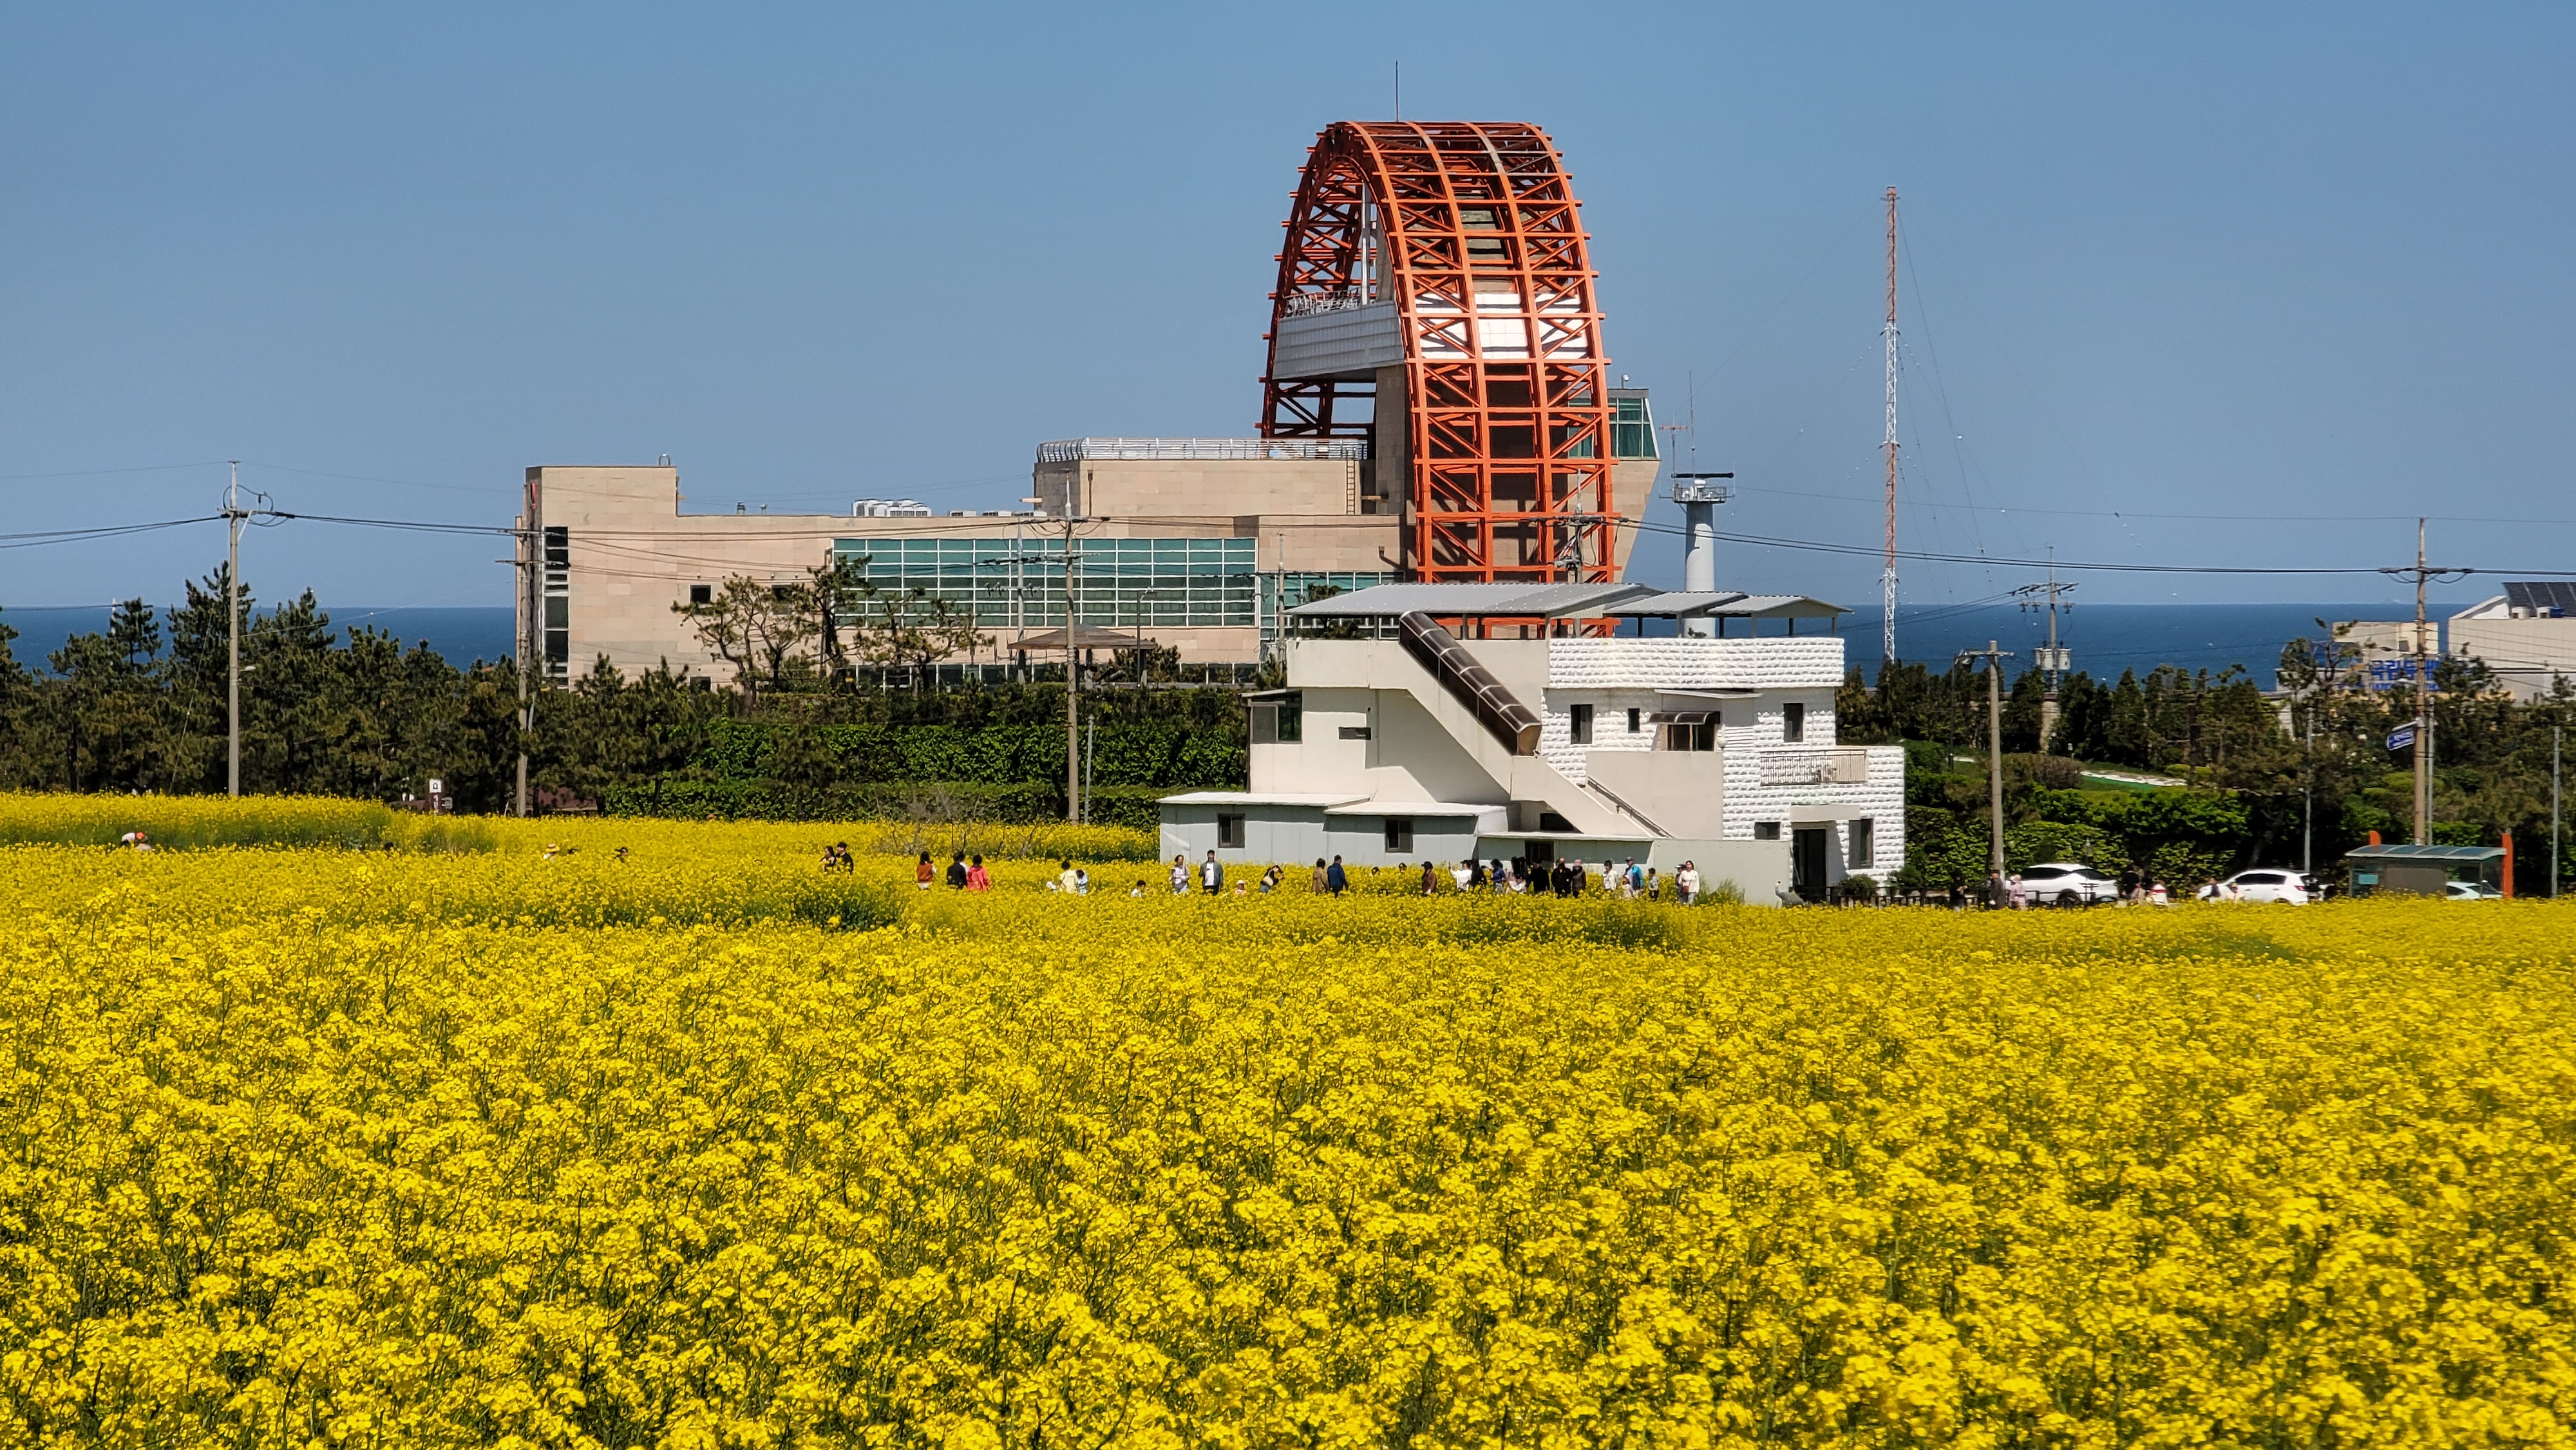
518,411,1661,683
2450,583,2576,701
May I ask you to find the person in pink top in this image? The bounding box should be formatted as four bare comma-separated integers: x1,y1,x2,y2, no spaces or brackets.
965,854,992,892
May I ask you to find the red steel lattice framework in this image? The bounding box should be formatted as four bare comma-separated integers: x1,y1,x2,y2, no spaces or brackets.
1260,122,1615,583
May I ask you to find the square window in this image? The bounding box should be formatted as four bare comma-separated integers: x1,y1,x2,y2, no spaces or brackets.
1755,822,1781,841
1569,702,1593,745
1217,814,1245,849
1250,693,1303,745
1783,702,1806,743
688,584,712,607
1384,818,1414,854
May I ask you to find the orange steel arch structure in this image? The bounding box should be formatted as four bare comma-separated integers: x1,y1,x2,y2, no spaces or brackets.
1260,122,1616,584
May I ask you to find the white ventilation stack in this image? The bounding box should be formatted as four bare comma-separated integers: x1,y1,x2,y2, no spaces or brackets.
1670,473,1734,637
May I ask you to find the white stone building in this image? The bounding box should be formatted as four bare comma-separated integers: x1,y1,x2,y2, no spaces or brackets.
1157,582,1904,901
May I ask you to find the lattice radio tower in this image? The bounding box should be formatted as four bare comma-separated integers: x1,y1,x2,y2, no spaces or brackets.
1880,186,1900,668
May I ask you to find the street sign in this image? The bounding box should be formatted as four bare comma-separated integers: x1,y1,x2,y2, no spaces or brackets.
2385,726,2417,751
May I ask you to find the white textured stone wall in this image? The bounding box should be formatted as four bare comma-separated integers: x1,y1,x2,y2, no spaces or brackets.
1547,636,1848,692
1716,745,1906,878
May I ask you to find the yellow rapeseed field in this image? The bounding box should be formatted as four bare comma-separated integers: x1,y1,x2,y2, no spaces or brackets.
1,809,2571,1447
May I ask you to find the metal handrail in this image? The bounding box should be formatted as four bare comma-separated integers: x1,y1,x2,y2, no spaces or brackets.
1397,612,1542,755
1035,437,1368,464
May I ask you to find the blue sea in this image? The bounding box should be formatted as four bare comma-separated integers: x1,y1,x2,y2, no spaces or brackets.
1836,601,2466,690
1,605,519,672
1,599,2477,690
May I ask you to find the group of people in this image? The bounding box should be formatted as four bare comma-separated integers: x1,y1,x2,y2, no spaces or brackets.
1145,851,1718,904
917,850,992,891
890,845,1739,904
1971,869,2173,909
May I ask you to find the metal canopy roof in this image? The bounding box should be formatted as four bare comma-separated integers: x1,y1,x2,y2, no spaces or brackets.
1155,791,1368,807
1287,581,1657,619
1605,590,1848,620
2343,843,2505,861
1011,624,1160,651
1320,802,1497,818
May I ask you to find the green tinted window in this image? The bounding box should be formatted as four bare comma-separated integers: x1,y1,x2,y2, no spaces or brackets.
1611,395,1656,460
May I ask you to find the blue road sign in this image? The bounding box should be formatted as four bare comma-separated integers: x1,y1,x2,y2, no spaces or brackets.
2386,725,2418,751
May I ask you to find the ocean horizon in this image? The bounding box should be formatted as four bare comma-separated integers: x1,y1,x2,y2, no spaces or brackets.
1,599,2486,692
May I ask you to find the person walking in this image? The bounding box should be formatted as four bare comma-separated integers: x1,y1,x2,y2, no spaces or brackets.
1310,857,1331,892
1200,850,1224,894
918,851,937,890
1676,860,1700,906
1325,855,1348,895
945,852,970,890
965,854,991,892
1169,854,1191,894
1419,860,1439,896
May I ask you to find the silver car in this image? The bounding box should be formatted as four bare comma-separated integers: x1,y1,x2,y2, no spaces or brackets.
2020,863,2119,907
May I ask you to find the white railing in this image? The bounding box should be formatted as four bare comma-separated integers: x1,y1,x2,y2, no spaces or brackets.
1758,748,1871,787
1280,290,1371,317
1036,438,1368,464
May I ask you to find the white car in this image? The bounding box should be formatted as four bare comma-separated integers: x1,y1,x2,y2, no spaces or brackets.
2021,863,2119,906
2197,869,2316,904
2445,880,2504,901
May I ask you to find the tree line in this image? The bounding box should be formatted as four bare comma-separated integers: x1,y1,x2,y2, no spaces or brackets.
1839,648,2575,890
0,567,1244,820
6,567,2568,889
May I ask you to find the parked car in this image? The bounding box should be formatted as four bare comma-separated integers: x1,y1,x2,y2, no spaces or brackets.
2197,869,2318,905
2444,880,2505,901
2021,862,2119,906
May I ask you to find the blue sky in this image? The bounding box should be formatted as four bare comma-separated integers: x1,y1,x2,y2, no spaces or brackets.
3,1,2568,616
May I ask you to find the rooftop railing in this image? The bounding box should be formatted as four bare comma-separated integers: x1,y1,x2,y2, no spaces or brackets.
1036,438,1369,464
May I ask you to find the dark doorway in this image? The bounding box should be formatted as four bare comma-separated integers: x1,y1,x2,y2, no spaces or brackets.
1792,826,1830,903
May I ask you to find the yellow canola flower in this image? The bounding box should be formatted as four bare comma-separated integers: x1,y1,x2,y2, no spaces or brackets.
0,832,2570,1447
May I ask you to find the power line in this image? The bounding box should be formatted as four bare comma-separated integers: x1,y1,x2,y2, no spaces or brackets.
0,517,223,549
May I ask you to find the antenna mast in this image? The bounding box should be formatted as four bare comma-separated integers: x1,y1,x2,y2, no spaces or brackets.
1881,187,1900,668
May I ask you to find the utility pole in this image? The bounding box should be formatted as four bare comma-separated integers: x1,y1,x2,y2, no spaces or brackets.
2413,519,2429,844
1881,186,1900,669
2378,519,2461,845
2554,725,2562,899
225,460,244,797
514,477,538,818
2013,556,2075,751
1061,506,1086,824
2302,683,2316,876
1957,641,2013,890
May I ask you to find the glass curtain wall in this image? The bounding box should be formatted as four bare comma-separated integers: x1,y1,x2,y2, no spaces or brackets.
833,537,1259,636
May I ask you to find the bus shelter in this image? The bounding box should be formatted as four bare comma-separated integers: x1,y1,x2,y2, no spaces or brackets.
2342,843,2506,898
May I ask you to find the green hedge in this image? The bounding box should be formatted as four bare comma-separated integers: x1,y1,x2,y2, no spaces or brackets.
599,777,1175,838
602,779,1062,822
693,721,1244,789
